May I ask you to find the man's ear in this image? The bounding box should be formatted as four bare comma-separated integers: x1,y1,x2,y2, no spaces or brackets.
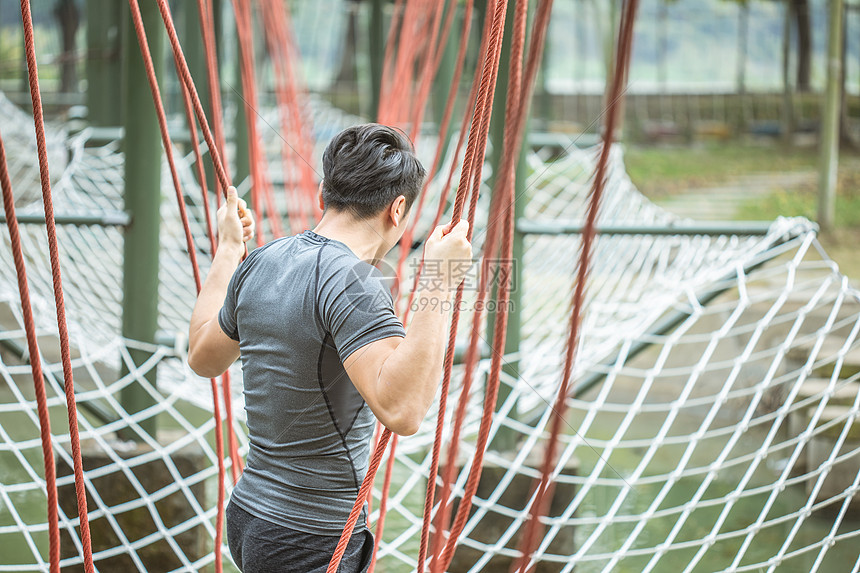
388,195,407,227
318,181,325,211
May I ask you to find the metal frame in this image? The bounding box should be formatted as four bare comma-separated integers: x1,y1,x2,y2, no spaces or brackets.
517,219,798,237
0,212,130,226
0,338,118,425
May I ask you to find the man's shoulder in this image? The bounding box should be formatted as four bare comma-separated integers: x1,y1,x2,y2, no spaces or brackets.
244,234,326,268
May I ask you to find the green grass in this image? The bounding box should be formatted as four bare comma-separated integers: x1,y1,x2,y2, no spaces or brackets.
736,168,860,227
625,141,860,281
624,143,821,198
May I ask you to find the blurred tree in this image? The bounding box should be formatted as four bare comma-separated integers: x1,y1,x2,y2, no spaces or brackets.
661,0,811,94
782,0,794,143
839,0,857,148
54,0,79,93
596,0,620,92
737,0,749,98
792,0,812,91
335,0,360,86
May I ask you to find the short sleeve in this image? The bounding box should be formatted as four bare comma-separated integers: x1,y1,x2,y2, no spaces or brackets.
217,266,241,341
319,256,406,362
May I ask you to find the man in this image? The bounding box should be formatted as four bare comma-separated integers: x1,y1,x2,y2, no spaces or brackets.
188,124,472,572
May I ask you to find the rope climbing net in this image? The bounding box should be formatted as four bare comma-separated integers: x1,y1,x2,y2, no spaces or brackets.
3,82,860,570
3,0,860,571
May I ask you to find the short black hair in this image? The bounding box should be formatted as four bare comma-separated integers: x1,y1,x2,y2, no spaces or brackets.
321,124,425,219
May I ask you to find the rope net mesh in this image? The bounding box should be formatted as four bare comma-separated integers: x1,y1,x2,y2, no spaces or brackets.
2,89,860,572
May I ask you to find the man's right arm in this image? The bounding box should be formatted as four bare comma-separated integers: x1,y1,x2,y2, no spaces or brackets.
343,221,472,436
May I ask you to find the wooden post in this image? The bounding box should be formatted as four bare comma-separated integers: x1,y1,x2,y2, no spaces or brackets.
119,0,163,440
782,0,795,146
818,0,845,232
86,0,122,126
736,1,750,131
431,0,458,173
486,0,528,453
369,0,384,121
182,0,215,191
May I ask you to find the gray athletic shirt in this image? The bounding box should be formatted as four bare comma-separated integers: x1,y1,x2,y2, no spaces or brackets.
218,230,406,535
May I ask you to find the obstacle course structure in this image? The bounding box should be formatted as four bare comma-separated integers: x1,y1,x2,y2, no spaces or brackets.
2,0,860,572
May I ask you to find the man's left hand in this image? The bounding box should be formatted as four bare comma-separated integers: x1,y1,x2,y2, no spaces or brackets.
217,185,255,249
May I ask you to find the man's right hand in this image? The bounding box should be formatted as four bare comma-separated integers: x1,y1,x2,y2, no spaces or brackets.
423,219,473,292
217,186,255,251
346,219,473,436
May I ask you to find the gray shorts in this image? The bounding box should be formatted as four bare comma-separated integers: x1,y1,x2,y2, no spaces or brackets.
226,499,374,572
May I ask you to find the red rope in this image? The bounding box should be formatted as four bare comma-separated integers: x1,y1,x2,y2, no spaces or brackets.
408,0,474,228
363,421,385,522
0,131,61,573
367,0,474,553
18,1,93,570
433,0,552,553
126,3,227,571
379,0,405,117
127,0,202,289
230,0,283,244
154,0,230,195
367,433,398,573
152,0,246,482
414,2,497,565
175,14,246,530
174,23,246,487
438,177,516,573
196,0,230,194
397,45,481,323
423,0,551,567
428,183,506,561
512,2,639,571
447,0,507,223
178,81,217,254
210,377,227,573
326,428,393,573
329,3,510,565
370,3,507,570
261,0,319,234
408,0,448,137
415,0,514,569
379,0,442,126
394,0,474,316
105,1,610,571
323,0,512,571
379,0,421,122
361,3,485,563
428,2,531,570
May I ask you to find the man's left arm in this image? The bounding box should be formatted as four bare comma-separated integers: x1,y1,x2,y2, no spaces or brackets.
188,186,255,378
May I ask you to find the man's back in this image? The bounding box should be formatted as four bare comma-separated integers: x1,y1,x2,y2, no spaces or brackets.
218,230,405,535
188,124,470,572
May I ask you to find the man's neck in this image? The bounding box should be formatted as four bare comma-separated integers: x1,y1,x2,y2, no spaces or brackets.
312,210,392,262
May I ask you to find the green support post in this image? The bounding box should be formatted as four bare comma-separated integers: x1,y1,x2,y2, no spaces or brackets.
535,23,551,129
119,1,163,441
430,1,458,168
230,2,253,189
604,0,619,92
368,0,385,122
233,47,250,188
182,0,215,191
86,0,122,126
818,0,844,233
781,0,794,147
486,1,528,452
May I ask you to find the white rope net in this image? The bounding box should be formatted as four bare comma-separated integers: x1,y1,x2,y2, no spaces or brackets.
2,90,860,572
